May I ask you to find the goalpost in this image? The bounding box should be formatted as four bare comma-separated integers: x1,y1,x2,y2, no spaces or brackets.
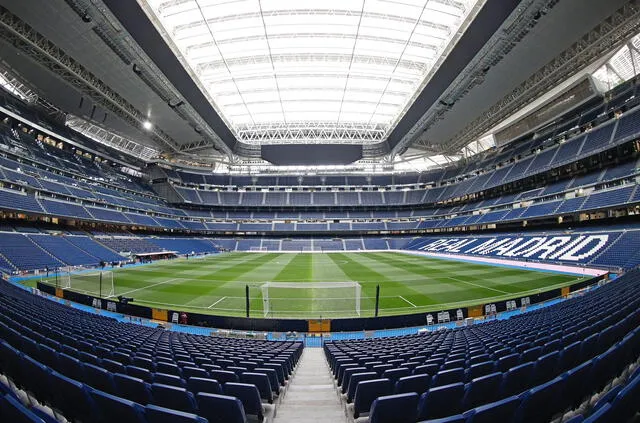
42,270,115,297
249,246,268,252
260,281,361,318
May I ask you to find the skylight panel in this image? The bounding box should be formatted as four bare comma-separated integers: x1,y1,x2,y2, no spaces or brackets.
140,0,484,144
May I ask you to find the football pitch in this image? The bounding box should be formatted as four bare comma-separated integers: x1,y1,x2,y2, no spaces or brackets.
43,252,586,319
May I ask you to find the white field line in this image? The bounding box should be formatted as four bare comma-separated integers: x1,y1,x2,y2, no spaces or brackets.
108,277,181,298
208,296,227,309
399,295,417,307
447,276,509,294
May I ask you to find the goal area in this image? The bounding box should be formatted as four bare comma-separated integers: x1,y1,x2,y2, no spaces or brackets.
41,269,114,297
260,281,361,318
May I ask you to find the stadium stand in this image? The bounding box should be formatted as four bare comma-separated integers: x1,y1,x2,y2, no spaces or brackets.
325,269,640,422
0,279,302,422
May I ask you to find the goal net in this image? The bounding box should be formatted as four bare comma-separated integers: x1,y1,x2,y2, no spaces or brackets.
45,270,115,297
260,281,361,318
249,246,268,252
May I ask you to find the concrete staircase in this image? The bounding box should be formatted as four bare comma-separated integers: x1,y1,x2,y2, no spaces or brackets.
274,348,347,423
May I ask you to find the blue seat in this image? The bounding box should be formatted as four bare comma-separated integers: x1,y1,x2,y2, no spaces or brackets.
196,392,247,423
254,368,279,395
559,341,582,371
113,373,152,405
500,362,534,397
464,395,520,423
395,374,431,395
262,363,286,386
346,372,377,403
416,382,464,420
497,353,520,372
414,363,439,376
607,373,640,422
223,382,263,420
90,389,146,423
21,355,52,402
1,394,48,423
181,366,208,380
144,404,208,423
50,371,94,422
433,367,464,387
102,359,126,374
156,362,181,377
240,372,273,403
563,360,593,408
56,352,85,382
341,366,367,392
513,376,566,423
583,403,613,422
132,357,155,372
126,365,152,382
210,369,239,385
534,351,559,384
369,392,418,423
83,363,116,394
153,372,186,388
520,346,542,363
353,378,392,419
150,383,197,413
186,377,222,395
415,415,466,422
465,361,495,382
382,368,410,385
462,372,502,409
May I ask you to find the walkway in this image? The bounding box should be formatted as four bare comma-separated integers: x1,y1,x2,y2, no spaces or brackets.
274,347,347,423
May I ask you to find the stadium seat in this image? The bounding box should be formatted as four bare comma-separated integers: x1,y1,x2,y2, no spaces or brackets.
83,362,117,394
432,367,464,387
1,394,48,423
346,371,377,403
113,373,153,405
196,392,247,423
352,378,392,418
464,395,521,423
144,404,208,423
223,382,264,420
153,372,186,388
416,382,464,420
210,369,239,385
462,372,502,409
186,377,222,395
395,374,431,395
369,392,419,423
500,362,535,397
513,376,566,423
240,372,273,403
49,371,95,422
150,383,197,413
89,389,146,423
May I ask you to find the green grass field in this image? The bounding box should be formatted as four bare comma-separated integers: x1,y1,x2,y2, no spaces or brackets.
37,252,586,319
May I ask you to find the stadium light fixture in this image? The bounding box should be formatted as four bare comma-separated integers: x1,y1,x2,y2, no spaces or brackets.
142,120,153,131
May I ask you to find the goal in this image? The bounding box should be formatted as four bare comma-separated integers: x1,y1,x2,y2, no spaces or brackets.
249,246,268,252
260,281,361,318
43,270,115,297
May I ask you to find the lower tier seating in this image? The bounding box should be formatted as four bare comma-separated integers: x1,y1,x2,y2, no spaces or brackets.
0,280,302,422
325,269,640,422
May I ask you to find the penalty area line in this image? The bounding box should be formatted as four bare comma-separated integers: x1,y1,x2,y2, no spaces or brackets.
208,296,227,309
399,295,417,307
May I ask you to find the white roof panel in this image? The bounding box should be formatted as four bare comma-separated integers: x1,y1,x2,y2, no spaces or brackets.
139,0,483,144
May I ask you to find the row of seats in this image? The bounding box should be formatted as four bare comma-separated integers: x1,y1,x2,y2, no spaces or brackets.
0,280,302,422
325,269,640,421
